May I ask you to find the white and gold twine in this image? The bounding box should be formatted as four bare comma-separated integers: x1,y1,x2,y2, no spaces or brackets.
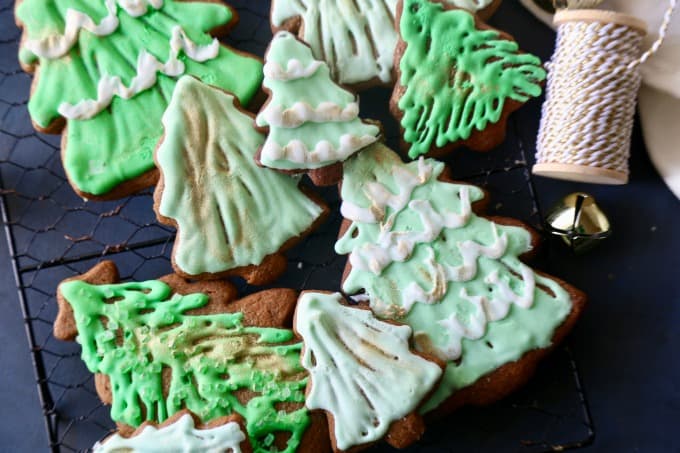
534,0,677,185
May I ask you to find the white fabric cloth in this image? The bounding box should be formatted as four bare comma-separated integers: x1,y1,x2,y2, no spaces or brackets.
520,0,680,198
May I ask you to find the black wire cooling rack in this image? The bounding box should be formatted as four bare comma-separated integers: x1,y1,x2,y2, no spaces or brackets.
0,1,595,452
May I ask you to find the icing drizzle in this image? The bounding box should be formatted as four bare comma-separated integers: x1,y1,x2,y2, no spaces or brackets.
335,143,573,412
271,0,399,85
60,279,310,453
342,158,478,277
399,226,511,315
23,0,164,60
336,145,528,319
436,261,536,360
263,59,323,81
257,31,380,171
295,292,441,451
93,414,246,452
271,0,497,86
259,101,360,128
259,134,378,167
58,26,219,120
397,0,546,158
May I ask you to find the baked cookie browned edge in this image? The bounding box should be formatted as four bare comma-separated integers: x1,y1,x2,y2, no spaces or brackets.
54,260,331,452
336,167,587,420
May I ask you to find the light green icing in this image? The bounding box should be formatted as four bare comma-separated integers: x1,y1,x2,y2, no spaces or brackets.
94,413,246,452
271,0,400,85
60,279,310,453
16,0,263,196
156,76,325,276
335,144,573,413
397,0,546,158
256,32,380,171
295,292,442,451
271,0,496,86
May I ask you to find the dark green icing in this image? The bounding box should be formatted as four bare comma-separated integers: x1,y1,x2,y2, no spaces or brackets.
397,0,546,158
60,279,309,453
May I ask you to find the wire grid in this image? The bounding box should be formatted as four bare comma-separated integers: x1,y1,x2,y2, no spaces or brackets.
0,1,594,452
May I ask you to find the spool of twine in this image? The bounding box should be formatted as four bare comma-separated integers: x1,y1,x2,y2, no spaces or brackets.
533,9,649,185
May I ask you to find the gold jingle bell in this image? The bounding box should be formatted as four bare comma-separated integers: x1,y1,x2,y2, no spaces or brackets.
545,193,611,254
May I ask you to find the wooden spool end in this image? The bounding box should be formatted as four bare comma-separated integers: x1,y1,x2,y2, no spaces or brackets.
532,163,628,185
554,9,648,36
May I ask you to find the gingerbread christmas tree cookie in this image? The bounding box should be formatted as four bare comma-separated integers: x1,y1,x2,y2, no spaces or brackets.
391,0,546,159
271,0,503,88
294,291,443,451
15,0,263,199
256,32,381,186
154,76,328,284
335,143,585,416
56,263,447,452
55,261,331,453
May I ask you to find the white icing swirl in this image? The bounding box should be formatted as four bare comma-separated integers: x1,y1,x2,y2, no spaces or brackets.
400,226,508,311
93,413,245,452
58,26,219,120
338,154,539,323
342,159,478,276
257,101,359,128
260,134,378,165
263,59,323,81
435,262,537,361
448,0,496,10
341,158,433,224
23,0,163,60
118,0,164,16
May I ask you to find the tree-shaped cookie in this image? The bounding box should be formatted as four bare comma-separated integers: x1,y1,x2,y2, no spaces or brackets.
55,261,331,453
294,292,443,452
256,32,381,186
391,0,546,159
15,0,263,199
271,0,503,88
335,143,585,416
94,411,252,452
154,76,328,284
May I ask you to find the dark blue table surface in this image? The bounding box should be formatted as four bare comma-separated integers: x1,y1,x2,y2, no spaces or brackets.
1,1,679,452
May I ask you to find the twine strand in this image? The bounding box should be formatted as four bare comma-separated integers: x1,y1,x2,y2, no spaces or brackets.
633,0,677,68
